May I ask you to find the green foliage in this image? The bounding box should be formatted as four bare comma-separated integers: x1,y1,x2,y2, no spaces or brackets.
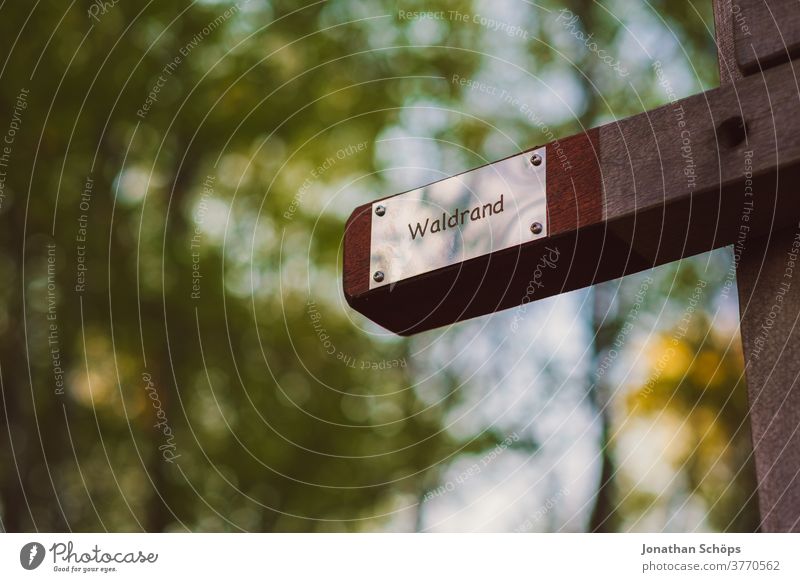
0,0,756,533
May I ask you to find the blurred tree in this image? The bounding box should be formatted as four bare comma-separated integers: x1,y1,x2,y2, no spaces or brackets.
619,296,759,531
0,0,495,532
0,0,758,533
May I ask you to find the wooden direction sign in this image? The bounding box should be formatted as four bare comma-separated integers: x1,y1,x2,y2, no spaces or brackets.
345,56,800,335
343,0,800,531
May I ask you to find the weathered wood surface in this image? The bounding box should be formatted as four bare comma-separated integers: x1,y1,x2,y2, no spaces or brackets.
714,0,744,85
733,0,800,74
722,0,800,533
737,228,800,532
344,58,800,334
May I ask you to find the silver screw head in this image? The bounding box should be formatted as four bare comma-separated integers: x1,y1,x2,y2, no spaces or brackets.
530,222,543,235
373,271,385,282
375,205,386,217
530,153,542,167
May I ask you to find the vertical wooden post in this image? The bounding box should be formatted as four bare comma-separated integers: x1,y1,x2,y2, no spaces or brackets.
713,0,743,86
714,0,800,532
738,231,800,532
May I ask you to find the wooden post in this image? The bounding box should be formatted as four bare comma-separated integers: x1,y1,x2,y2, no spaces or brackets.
713,0,800,532
737,231,800,532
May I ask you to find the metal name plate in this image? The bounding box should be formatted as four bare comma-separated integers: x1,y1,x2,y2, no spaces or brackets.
369,147,547,289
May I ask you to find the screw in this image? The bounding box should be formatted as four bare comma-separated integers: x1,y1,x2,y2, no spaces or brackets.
530,222,543,235
530,153,542,167
373,271,385,283
375,205,386,217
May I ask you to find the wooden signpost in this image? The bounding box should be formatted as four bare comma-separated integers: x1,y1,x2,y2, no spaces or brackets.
343,0,800,531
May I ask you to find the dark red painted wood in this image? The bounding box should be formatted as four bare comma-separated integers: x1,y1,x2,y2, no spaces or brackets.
547,129,603,235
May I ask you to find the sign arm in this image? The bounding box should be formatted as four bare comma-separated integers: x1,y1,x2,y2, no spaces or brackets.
345,56,800,335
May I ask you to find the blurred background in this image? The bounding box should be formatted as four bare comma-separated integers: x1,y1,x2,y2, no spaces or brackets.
0,0,758,532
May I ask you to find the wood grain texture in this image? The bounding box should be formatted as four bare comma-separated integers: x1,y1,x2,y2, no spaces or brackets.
714,0,744,85
729,0,800,533
734,0,800,74
343,58,800,335
343,203,371,297
547,129,602,235
737,227,800,532
600,58,800,218
600,57,800,267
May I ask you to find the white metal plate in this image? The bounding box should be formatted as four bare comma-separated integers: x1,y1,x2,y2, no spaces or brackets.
369,148,547,289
